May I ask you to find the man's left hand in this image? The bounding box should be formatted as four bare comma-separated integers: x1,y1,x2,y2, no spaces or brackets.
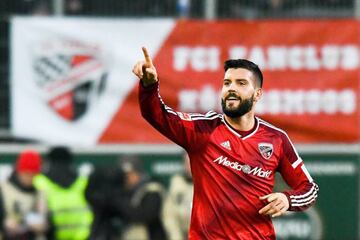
258,193,289,218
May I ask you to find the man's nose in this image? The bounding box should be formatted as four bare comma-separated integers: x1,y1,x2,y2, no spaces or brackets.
227,82,237,90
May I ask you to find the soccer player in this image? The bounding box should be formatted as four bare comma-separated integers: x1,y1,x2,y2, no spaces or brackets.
132,47,319,239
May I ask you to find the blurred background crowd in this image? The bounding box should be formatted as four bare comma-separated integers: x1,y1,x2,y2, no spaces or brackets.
0,147,193,240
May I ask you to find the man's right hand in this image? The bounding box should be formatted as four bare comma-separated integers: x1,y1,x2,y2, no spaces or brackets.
132,47,158,87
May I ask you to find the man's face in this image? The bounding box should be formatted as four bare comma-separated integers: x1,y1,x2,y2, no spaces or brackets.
125,171,141,189
17,172,37,187
221,68,261,118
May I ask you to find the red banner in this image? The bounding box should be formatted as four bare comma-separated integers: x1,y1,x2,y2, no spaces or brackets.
100,20,360,144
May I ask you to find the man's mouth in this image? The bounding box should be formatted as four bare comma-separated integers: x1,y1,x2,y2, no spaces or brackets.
225,96,240,101
225,97,240,107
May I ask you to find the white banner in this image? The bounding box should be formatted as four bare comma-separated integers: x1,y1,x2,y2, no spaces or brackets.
11,17,175,145
11,18,360,145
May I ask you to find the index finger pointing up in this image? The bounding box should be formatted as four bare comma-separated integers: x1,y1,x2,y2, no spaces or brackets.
142,47,152,66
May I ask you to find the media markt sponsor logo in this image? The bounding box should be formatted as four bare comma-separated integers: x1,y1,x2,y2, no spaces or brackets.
32,38,109,121
213,156,272,178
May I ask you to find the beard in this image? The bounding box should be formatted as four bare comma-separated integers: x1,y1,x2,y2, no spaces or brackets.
221,94,254,118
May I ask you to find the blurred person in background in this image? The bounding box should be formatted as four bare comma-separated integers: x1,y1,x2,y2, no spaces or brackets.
65,0,84,15
117,156,167,240
177,0,190,18
85,164,125,240
0,149,47,240
163,153,193,240
3,0,51,15
133,48,319,239
34,147,93,240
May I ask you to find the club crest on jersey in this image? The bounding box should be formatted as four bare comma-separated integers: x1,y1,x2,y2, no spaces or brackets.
258,143,273,159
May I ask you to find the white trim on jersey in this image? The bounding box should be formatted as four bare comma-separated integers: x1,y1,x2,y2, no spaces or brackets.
258,118,318,207
257,118,284,133
290,183,317,199
187,113,206,117
161,97,222,121
190,115,222,121
221,116,242,138
258,118,303,168
292,158,303,169
291,190,317,203
220,115,260,139
158,86,221,120
301,164,313,182
191,111,221,120
292,197,317,207
243,118,260,140
157,87,178,116
289,182,319,207
164,105,177,115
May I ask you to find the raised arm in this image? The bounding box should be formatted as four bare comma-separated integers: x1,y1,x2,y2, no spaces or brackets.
132,47,214,151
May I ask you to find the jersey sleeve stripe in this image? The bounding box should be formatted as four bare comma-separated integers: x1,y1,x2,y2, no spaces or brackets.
188,113,205,117
292,159,303,169
190,115,222,121
291,197,317,207
290,183,319,207
291,190,318,203
158,88,219,119
301,165,313,182
158,87,177,116
191,112,217,118
289,182,317,199
164,106,177,115
162,101,221,121
191,112,220,120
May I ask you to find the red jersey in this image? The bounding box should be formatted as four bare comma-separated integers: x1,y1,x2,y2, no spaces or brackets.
139,82,319,240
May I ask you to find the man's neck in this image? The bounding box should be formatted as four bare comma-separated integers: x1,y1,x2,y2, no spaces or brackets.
224,112,256,132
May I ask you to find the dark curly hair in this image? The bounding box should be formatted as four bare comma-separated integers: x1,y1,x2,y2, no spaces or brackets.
224,59,263,88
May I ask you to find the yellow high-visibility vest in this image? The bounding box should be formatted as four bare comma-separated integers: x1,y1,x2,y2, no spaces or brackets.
34,174,93,240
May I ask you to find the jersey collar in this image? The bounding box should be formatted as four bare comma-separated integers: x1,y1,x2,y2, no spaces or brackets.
221,115,260,140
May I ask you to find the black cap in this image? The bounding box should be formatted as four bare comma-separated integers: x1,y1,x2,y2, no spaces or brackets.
47,146,72,164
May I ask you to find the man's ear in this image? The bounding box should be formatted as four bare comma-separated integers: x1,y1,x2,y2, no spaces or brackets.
254,88,263,102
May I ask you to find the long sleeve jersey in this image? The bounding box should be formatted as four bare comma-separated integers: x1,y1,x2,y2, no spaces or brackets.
139,82,319,240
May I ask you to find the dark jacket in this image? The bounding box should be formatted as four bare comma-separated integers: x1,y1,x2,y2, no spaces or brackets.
85,165,125,240
117,177,168,240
